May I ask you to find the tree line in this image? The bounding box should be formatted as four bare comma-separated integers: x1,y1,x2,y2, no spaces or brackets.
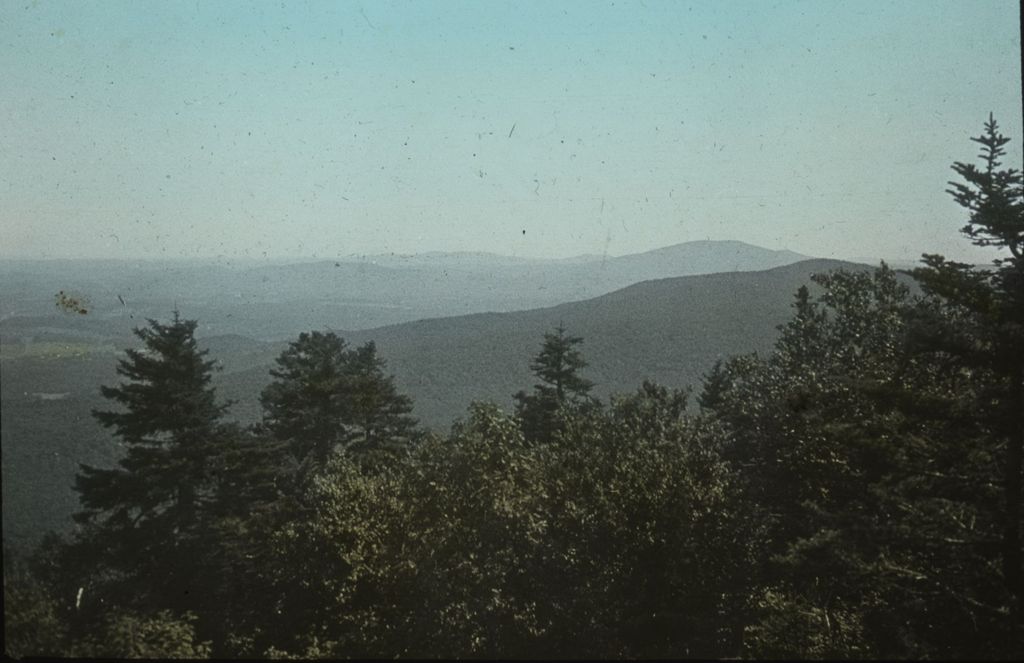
4,115,1022,659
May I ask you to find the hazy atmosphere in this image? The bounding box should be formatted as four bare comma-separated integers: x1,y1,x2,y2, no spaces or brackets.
3,1,1023,660
2,0,1020,262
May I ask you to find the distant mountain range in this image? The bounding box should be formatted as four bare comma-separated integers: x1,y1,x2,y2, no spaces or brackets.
1,241,809,342
3,243,894,552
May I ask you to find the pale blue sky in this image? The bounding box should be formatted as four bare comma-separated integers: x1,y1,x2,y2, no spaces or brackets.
1,0,1020,262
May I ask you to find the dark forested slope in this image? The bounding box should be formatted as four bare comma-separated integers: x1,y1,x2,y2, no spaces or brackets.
222,258,874,430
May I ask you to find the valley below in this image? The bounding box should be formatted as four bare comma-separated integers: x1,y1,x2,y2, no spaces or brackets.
1,241,877,551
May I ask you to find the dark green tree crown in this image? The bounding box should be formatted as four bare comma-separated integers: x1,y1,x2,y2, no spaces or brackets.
514,325,596,444
260,331,417,469
946,113,1023,260
93,311,228,444
528,324,594,402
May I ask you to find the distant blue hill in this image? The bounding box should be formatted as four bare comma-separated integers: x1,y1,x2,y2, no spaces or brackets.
1,240,812,341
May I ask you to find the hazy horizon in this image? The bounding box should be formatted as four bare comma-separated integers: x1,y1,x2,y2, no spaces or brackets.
2,0,1021,264
0,238,997,269
0,238,939,268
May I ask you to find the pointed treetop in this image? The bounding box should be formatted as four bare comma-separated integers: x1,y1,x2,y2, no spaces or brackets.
946,114,1023,259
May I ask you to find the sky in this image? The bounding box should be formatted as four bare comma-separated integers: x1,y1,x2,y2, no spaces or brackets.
1,0,1021,263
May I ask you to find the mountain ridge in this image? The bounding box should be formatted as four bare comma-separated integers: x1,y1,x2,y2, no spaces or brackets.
1,240,815,341
0,239,805,268
218,258,874,430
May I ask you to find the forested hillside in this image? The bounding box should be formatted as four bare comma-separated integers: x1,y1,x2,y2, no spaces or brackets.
4,118,1022,659
0,258,870,554
223,257,874,428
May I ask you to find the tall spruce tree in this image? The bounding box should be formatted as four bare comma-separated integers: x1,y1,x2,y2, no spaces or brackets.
73,312,231,614
909,113,1024,633
514,325,596,443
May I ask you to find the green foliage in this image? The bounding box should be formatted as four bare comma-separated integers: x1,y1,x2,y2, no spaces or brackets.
260,332,417,474
78,313,230,531
71,610,211,659
704,260,1018,658
697,358,730,412
514,325,597,443
342,341,419,458
535,389,756,658
4,552,67,659
70,313,235,620
910,113,1024,638
57,315,289,656
945,113,1023,257
254,455,407,656
253,404,546,658
260,331,352,468
743,587,867,660
219,397,756,659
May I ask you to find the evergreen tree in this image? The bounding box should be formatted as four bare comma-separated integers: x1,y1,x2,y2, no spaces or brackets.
514,325,596,443
704,263,1023,658
909,113,1024,633
195,424,293,653
261,331,417,473
260,331,352,469
344,341,417,457
697,359,729,413
946,113,1023,257
72,312,231,615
